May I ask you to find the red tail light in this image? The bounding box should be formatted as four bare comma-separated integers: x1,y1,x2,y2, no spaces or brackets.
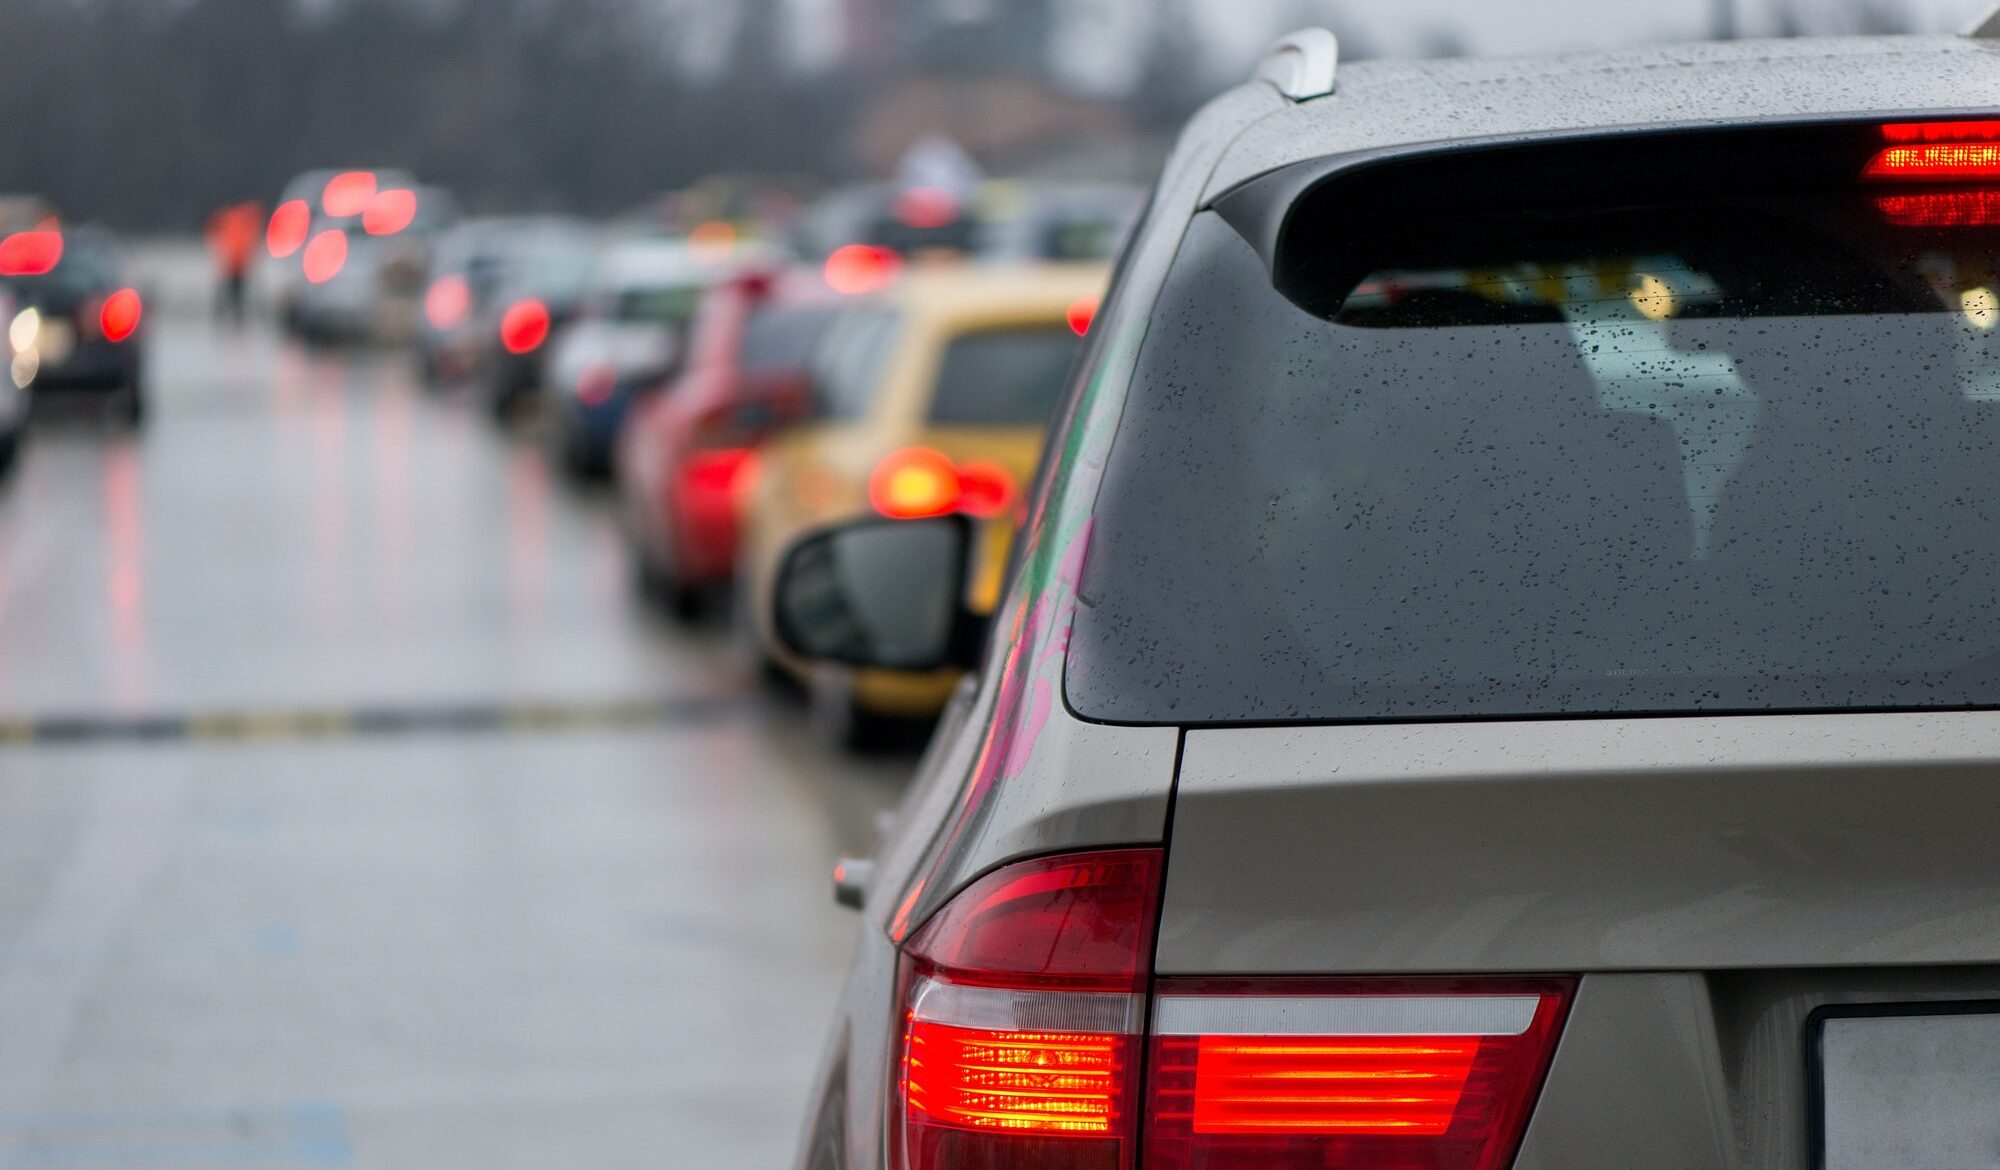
1876,190,2000,227
364,189,418,236
302,230,348,284
500,299,551,354
682,447,759,501
0,231,63,277
1068,296,1100,337
1866,121,2000,182
267,200,312,259
824,244,902,296
99,289,142,343
897,849,1163,1170
1145,980,1573,1170
956,462,1015,519
426,275,471,331
895,186,962,230
870,447,962,519
322,171,377,218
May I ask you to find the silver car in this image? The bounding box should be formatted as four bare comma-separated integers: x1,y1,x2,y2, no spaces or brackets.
774,22,2000,1170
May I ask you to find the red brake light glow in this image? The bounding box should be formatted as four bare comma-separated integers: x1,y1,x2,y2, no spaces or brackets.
302,230,348,284
425,275,471,331
1881,120,2000,144
500,299,552,354
100,289,143,343
267,200,312,258
824,244,901,296
1865,122,2000,182
896,849,1163,1170
363,189,418,236
870,447,961,520
956,462,1015,519
1068,296,1100,336
683,447,759,501
895,186,962,230
1145,981,1574,1170
0,231,63,277
322,171,378,218
1876,190,2000,227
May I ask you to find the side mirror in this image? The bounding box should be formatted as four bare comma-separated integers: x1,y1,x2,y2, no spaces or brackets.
772,515,982,671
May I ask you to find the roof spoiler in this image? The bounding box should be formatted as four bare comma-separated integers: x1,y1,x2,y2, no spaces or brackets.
1255,29,1339,101
1968,4,2000,36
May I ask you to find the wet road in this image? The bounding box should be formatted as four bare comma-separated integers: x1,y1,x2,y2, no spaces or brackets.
0,299,907,1168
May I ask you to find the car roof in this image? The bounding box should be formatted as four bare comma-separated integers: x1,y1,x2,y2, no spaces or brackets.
882,262,1108,328
1204,34,2000,200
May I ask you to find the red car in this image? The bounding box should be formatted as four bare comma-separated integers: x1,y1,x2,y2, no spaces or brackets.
616,269,837,618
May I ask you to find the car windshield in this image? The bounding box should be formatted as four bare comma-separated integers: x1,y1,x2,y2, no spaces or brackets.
928,325,1080,426
740,305,835,374
1070,195,2000,723
3,245,115,310
612,285,703,324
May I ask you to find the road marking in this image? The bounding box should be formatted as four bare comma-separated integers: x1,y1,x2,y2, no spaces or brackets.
0,696,760,747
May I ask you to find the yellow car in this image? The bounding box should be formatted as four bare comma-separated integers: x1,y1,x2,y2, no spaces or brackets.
743,262,1108,745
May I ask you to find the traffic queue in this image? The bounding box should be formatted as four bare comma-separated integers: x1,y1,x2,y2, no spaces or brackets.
248,167,1135,751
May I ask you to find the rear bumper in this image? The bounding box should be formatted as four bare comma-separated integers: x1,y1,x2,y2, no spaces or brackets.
29,342,138,391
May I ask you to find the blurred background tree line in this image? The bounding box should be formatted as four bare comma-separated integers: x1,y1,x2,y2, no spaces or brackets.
0,0,1965,231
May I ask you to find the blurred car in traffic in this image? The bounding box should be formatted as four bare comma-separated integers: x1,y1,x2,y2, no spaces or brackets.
974,180,1144,263
538,239,732,479
419,216,566,384
265,168,442,340
0,284,26,474
0,224,146,426
473,222,599,421
743,263,1104,745
774,28,2000,1170
616,267,839,618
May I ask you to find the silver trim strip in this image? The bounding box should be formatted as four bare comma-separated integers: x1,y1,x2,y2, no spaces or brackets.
1153,994,1540,1037
909,979,1143,1034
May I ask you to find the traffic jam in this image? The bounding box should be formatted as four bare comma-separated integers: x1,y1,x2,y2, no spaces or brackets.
6,3,2000,1170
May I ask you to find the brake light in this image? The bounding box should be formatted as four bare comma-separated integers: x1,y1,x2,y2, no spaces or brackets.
956,462,1015,519
500,300,551,354
870,447,961,519
0,231,62,277
682,447,759,501
99,289,142,343
1145,980,1573,1170
1865,122,2000,182
895,186,961,230
824,244,901,296
1881,120,2000,144
426,275,471,330
364,189,418,236
267,200,311,258
322,171,377,218
302,230,347,284
1876,190,2000,227
1068,296,1100,336
896,849,1163,1170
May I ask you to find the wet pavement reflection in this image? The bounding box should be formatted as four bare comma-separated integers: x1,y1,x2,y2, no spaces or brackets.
0,305,907,1169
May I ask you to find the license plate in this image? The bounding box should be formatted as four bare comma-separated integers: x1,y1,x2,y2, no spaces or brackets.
1814,1005,2000,1170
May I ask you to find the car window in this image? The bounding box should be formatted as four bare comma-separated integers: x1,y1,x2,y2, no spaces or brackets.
614,285,703,325
810,308,900,422
927,325,1080,426
1070,200,2000,724
740,305,836,375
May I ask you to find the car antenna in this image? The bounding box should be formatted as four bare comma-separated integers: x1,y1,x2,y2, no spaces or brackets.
1256,28,1340,102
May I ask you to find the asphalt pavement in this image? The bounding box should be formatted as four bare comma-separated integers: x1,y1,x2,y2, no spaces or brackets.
0,288,908,1169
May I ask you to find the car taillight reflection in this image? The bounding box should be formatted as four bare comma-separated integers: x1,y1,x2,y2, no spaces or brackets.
99,289,143,343
425,275,471,330
302,231,348,284
682,447,759,502
1068,296,1100,336
869,448,1014,520
0,231,63,277
267,200,312,259
500,300,551,354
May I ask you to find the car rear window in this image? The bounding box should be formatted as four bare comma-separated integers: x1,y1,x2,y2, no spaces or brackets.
741,305,835,374
928,326,1080,426
1069,182,2000,724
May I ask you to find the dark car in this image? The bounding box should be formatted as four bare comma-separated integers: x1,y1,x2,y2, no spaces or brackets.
773,27,2000,1170
616,267,837,618
471,224,597,422
0,225,145,426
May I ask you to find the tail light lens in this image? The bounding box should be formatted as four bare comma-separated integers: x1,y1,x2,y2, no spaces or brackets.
302,230,348,284
682,448,759,502
500,300,551,354
897,849,1163,1170
1865,121,2000,182
825,244,902,296
426,275,472,331
321,171,378,218
99,289,142,343
0,231,63,277
1145,980,1573,1170
268,200,312,259
364,189,419,236
870,450,1016,521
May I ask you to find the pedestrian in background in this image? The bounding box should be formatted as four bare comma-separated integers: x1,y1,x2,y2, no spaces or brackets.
204,201,263,326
